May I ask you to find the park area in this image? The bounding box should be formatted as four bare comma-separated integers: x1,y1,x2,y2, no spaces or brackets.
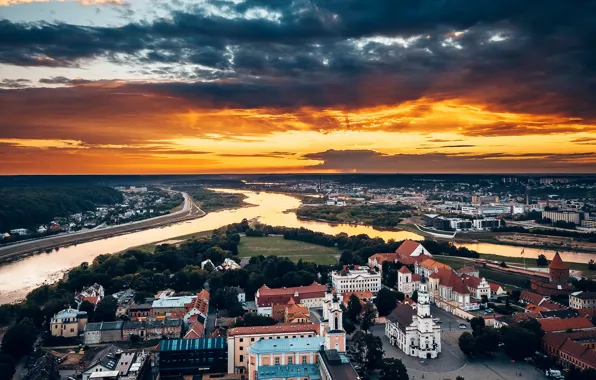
238,236,340,265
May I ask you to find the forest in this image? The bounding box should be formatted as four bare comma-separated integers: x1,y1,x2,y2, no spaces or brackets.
296,203,412,227
0,186,123,232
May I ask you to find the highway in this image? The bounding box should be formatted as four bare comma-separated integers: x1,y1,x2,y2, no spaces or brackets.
0,191,204,262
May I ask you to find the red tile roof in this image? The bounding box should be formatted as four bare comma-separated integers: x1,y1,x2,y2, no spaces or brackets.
456,266,477,274
82,296,99,305
578,308,596,318
184,322,205,339
398,266,411,274
368,253,397,265
539,300,566,311
560,338,596,368
461,274,481,289
520,290,545,305
255,282,327,308
549,252,568,270
395,240,422,257
489,283,503,292
228,323,319,337
412,273,421,282
538,317,596,333
513,312,541,322
429,268,470,295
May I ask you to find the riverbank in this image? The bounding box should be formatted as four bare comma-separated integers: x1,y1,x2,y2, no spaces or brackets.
0,192,201,264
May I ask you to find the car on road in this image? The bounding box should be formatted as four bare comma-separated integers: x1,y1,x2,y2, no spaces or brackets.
459,323,467,329
432,318,441,324
420,360,427,366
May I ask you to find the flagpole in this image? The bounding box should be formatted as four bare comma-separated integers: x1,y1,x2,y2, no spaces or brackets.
521,249,525,270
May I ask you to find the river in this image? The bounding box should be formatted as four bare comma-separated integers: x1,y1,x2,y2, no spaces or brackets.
0,189,593,304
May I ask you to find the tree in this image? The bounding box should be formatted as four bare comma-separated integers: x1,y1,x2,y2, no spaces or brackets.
380,358,408,380
359,302,376,333
234,313,277,327
536,254,549,267
0,354,16,380
374,288,398,317
79,300,95,321
410,290,418,303
458,332,476,357
129,334,141,343
501,326,540,360
589,260,596,271
456,377,465,380
499,261,508,268
519,318,545,339
347,294,362,320
94,297,117,322
352,331,384,370
475,327,501,355
343,317,356,335
470,317,485,335
1,318,37,357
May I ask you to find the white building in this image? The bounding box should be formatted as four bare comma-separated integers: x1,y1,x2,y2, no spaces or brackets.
331,266,381,295
397,266,421,297
385,278,441,359
472,218,502,230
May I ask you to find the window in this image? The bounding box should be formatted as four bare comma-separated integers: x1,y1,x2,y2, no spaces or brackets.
239,338,244,342
275,357,280,365
240,346,243,351
239,355,244,363
251,338,255,342
302,356,307,364
288,357,293,364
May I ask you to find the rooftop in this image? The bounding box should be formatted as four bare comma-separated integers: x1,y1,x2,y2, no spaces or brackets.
152,295,195,309
538,317,596,332
257,364,321,380
229,323,319,337
549,252,569,271
159,337,225,352
248,337,325,354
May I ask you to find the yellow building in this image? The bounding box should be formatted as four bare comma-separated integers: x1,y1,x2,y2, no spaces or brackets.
50,308,88,338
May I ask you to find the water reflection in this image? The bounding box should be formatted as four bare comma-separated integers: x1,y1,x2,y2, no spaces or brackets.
0,189,593,303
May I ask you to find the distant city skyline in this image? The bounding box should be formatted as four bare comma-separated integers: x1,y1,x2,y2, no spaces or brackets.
1,1,596,174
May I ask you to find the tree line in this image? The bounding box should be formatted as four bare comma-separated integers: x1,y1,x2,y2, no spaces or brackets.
296,203,412,228
0,185,123,232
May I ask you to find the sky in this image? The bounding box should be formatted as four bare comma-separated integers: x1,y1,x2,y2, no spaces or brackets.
1,0,596,174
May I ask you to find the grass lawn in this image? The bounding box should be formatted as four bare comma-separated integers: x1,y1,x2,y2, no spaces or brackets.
238,236,340,265
129,230,213,253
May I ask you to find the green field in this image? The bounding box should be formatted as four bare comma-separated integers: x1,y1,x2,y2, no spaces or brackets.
238,236,340,265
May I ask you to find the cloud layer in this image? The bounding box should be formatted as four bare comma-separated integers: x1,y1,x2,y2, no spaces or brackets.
1,0,596,173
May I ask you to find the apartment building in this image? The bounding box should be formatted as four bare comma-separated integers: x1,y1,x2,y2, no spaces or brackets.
570,291,596,310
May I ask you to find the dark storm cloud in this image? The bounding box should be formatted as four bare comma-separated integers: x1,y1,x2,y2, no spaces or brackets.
1,1,596,122
39,76,93,85
0,78,31,89
302,149,596,173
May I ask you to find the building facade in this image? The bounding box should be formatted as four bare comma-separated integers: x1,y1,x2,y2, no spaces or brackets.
255,282,327,316
396,266,420,296
570,292,596,310
385,278,441,359
331,266,381,295
50,308,88,338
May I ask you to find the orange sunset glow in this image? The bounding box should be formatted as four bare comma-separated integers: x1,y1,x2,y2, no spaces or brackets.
1,0,596,173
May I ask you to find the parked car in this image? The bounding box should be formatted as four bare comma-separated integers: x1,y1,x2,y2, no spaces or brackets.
459,323,467,329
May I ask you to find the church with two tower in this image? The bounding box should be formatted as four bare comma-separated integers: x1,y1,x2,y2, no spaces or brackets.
385,277,442,359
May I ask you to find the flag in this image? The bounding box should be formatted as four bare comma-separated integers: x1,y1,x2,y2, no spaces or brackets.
520,249,525,256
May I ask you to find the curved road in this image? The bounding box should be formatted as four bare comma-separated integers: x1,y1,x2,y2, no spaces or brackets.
0,191,204,261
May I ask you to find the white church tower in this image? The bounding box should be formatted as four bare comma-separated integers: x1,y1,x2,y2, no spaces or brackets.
414,277,441,359
320,282,346,352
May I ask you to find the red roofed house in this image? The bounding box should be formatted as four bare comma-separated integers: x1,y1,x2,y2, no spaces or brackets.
368,253,398,273
396,240,432,259
75,283,105,307
461,274,491,300
397,266,421,297
184,290,209,325
538,317,596,333
428,268,474,312
255,282,327,316
271,297,312,324
543,332,596,371
342,291,373,309
183,321,205,339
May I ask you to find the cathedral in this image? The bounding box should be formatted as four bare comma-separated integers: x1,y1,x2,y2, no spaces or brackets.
385,277,442,359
